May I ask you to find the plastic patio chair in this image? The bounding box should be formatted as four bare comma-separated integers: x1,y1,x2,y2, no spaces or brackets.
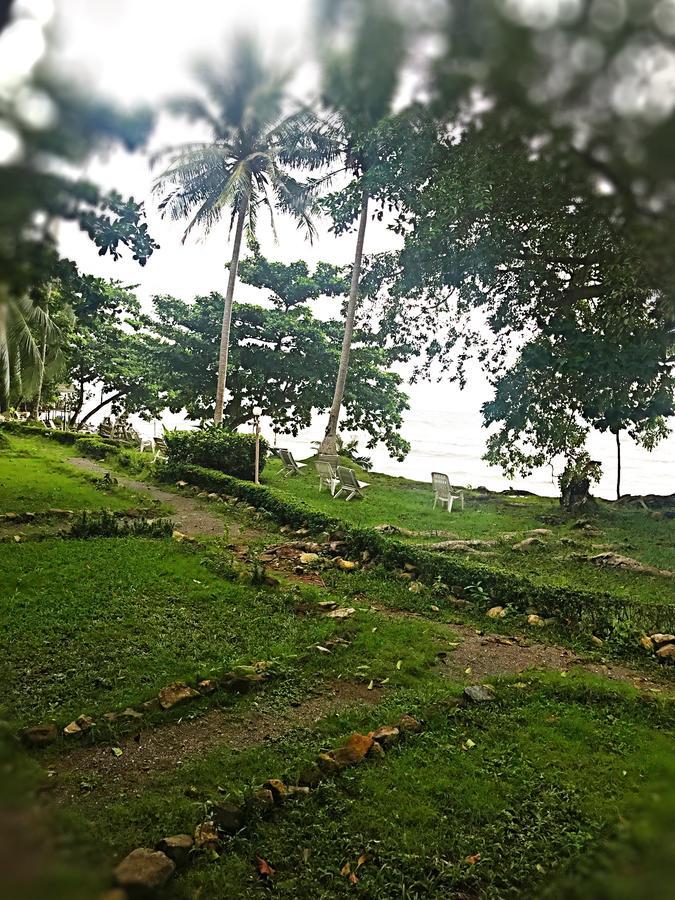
431,472,463,513
316,459,339,496
278,448,307,477
335,465,369,501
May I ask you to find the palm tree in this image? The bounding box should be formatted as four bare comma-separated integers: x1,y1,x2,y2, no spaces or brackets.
0,290,52,412
153,36,318,425
315,0,405,460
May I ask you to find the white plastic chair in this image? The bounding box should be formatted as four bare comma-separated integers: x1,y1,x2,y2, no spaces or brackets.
139,436,154,454
278,448,307,477
316,460,339,495
335,466,369,501
432,472,463,513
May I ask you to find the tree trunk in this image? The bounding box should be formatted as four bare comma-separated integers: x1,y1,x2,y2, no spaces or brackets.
76,390,127,429
615,428,621,500
30,324,48,420
214,198,249,425
318,188,369,460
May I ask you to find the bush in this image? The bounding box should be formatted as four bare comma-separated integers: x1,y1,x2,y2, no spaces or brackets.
74,436,119,460
0,421,80,444
163,426,269,481
69,509,174,538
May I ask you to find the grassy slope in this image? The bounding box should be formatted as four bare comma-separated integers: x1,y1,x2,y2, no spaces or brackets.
262,458,675,605
1,440,673,899
0,434,151,514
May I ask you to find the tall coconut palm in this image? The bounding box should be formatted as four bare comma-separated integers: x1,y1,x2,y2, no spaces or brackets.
315,0,405,460
0,290,59,412
153,36,319,425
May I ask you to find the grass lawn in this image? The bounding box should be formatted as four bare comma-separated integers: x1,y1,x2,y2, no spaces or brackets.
262,457,675,605
0,433,153,515
1,434,673,900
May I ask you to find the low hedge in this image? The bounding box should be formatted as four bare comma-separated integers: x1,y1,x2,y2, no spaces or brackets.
74,435,120,460
0,421,80,445
163,426,269,481
158,461,675,639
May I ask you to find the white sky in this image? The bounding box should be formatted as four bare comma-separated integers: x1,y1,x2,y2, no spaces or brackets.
32,0,675,496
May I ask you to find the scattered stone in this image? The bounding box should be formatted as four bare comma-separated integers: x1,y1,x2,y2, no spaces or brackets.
207,493,220,501
586,553,672,578
427,539,496,552
449,597,470,608
19,723,57,747
175,481,188,488
397,714,424,734
156,834,193,867
194,821,220,851
371,725,400,749
247,788,275,815
528,528,552,537
398,571,413,581
63,714,95,738
324,606,356,619
263,779,287,804
656,644,675,660
591,635,604,647
197,679,217,694
299,552,320,565
114,848,175,892
197,492,208,499
285,785,311,799
298,763,323,787
47,508,74,518
328,733,374,768
463,684,495,704
141,697,161,712
512,537,546,552
120,708,143,720
334,557,358,571
172,530,188,542
211,802,244,834
409,582,424,593
486,605,506,619
316,753,342,775
403,562,418,573
640,635,654,652
158,682,200,710
368,741,386,761
317,601,338,611
651,633,675,647
527,614,545,627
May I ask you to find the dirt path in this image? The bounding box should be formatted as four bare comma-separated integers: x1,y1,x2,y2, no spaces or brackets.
47,680,382,802
68,457,228,537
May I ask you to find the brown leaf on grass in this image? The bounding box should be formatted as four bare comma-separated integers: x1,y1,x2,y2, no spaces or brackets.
257,857,275,878
356,853,368,868
340,862,351,877
464,853,481,865
349,872,359,884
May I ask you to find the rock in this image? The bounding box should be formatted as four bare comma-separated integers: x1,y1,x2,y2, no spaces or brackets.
316,753,342,776
640,635,654,651
528,528,552,537
114,848,175,891
398,714,424,734
207,492,220,500
158,682,200,710
299,552,320,565
19,723,58,747
449,597,470,608
587,553,672,578
211,802,244,834
371,725,400,749
63,714,95,737
591,635,604,647
47,508,74,518
398,571,413,581
156,834,193,867
175,481,188,488
463,684,495,704
404,562,418,573
323,606,355,619
409,582,424,594
486,605,506,619
656,643,675,660
334,557,358,571
197,679,217,694
263,778,287,804
527,614,545,627
328,733,374,768
317,600,338,611
651,633,675,647
246,788,275,816
298,763,323,787
141,698,161,712
194,821,220,851
368,741,386,761
172,530,187,542
512,537,546,552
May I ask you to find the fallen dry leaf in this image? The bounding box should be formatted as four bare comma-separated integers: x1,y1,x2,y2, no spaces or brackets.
256,857,275,878
464,853,481,865
340,862,351,877
356,853,368,868
349,872,359,884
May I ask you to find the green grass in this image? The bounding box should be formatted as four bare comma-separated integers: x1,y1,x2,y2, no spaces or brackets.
44,674,675,899
0,434,152,514
263,458,675,605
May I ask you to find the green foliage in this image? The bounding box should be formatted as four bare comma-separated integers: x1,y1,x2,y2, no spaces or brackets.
163,426,269,481
68,509,173,539
74,436,118,461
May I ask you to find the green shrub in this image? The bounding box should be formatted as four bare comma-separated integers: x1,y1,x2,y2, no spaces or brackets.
0,421,80,444
69,509,174,538
163,425,269,481
74,436,118,460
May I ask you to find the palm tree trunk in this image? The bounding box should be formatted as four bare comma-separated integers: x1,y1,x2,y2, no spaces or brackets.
214,198,248,425
615,428,621,500
30,324,48,420
318,188,369,460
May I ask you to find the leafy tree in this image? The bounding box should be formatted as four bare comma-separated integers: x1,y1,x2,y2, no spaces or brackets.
143,253,411,460
153,36,319,425
311,0,407,459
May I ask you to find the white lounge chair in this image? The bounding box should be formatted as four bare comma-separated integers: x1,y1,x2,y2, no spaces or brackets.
139,436,154,454
278,448,307,477
432,472,463,513
152,435,168,462
335,465,369,501
316,459,339,495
